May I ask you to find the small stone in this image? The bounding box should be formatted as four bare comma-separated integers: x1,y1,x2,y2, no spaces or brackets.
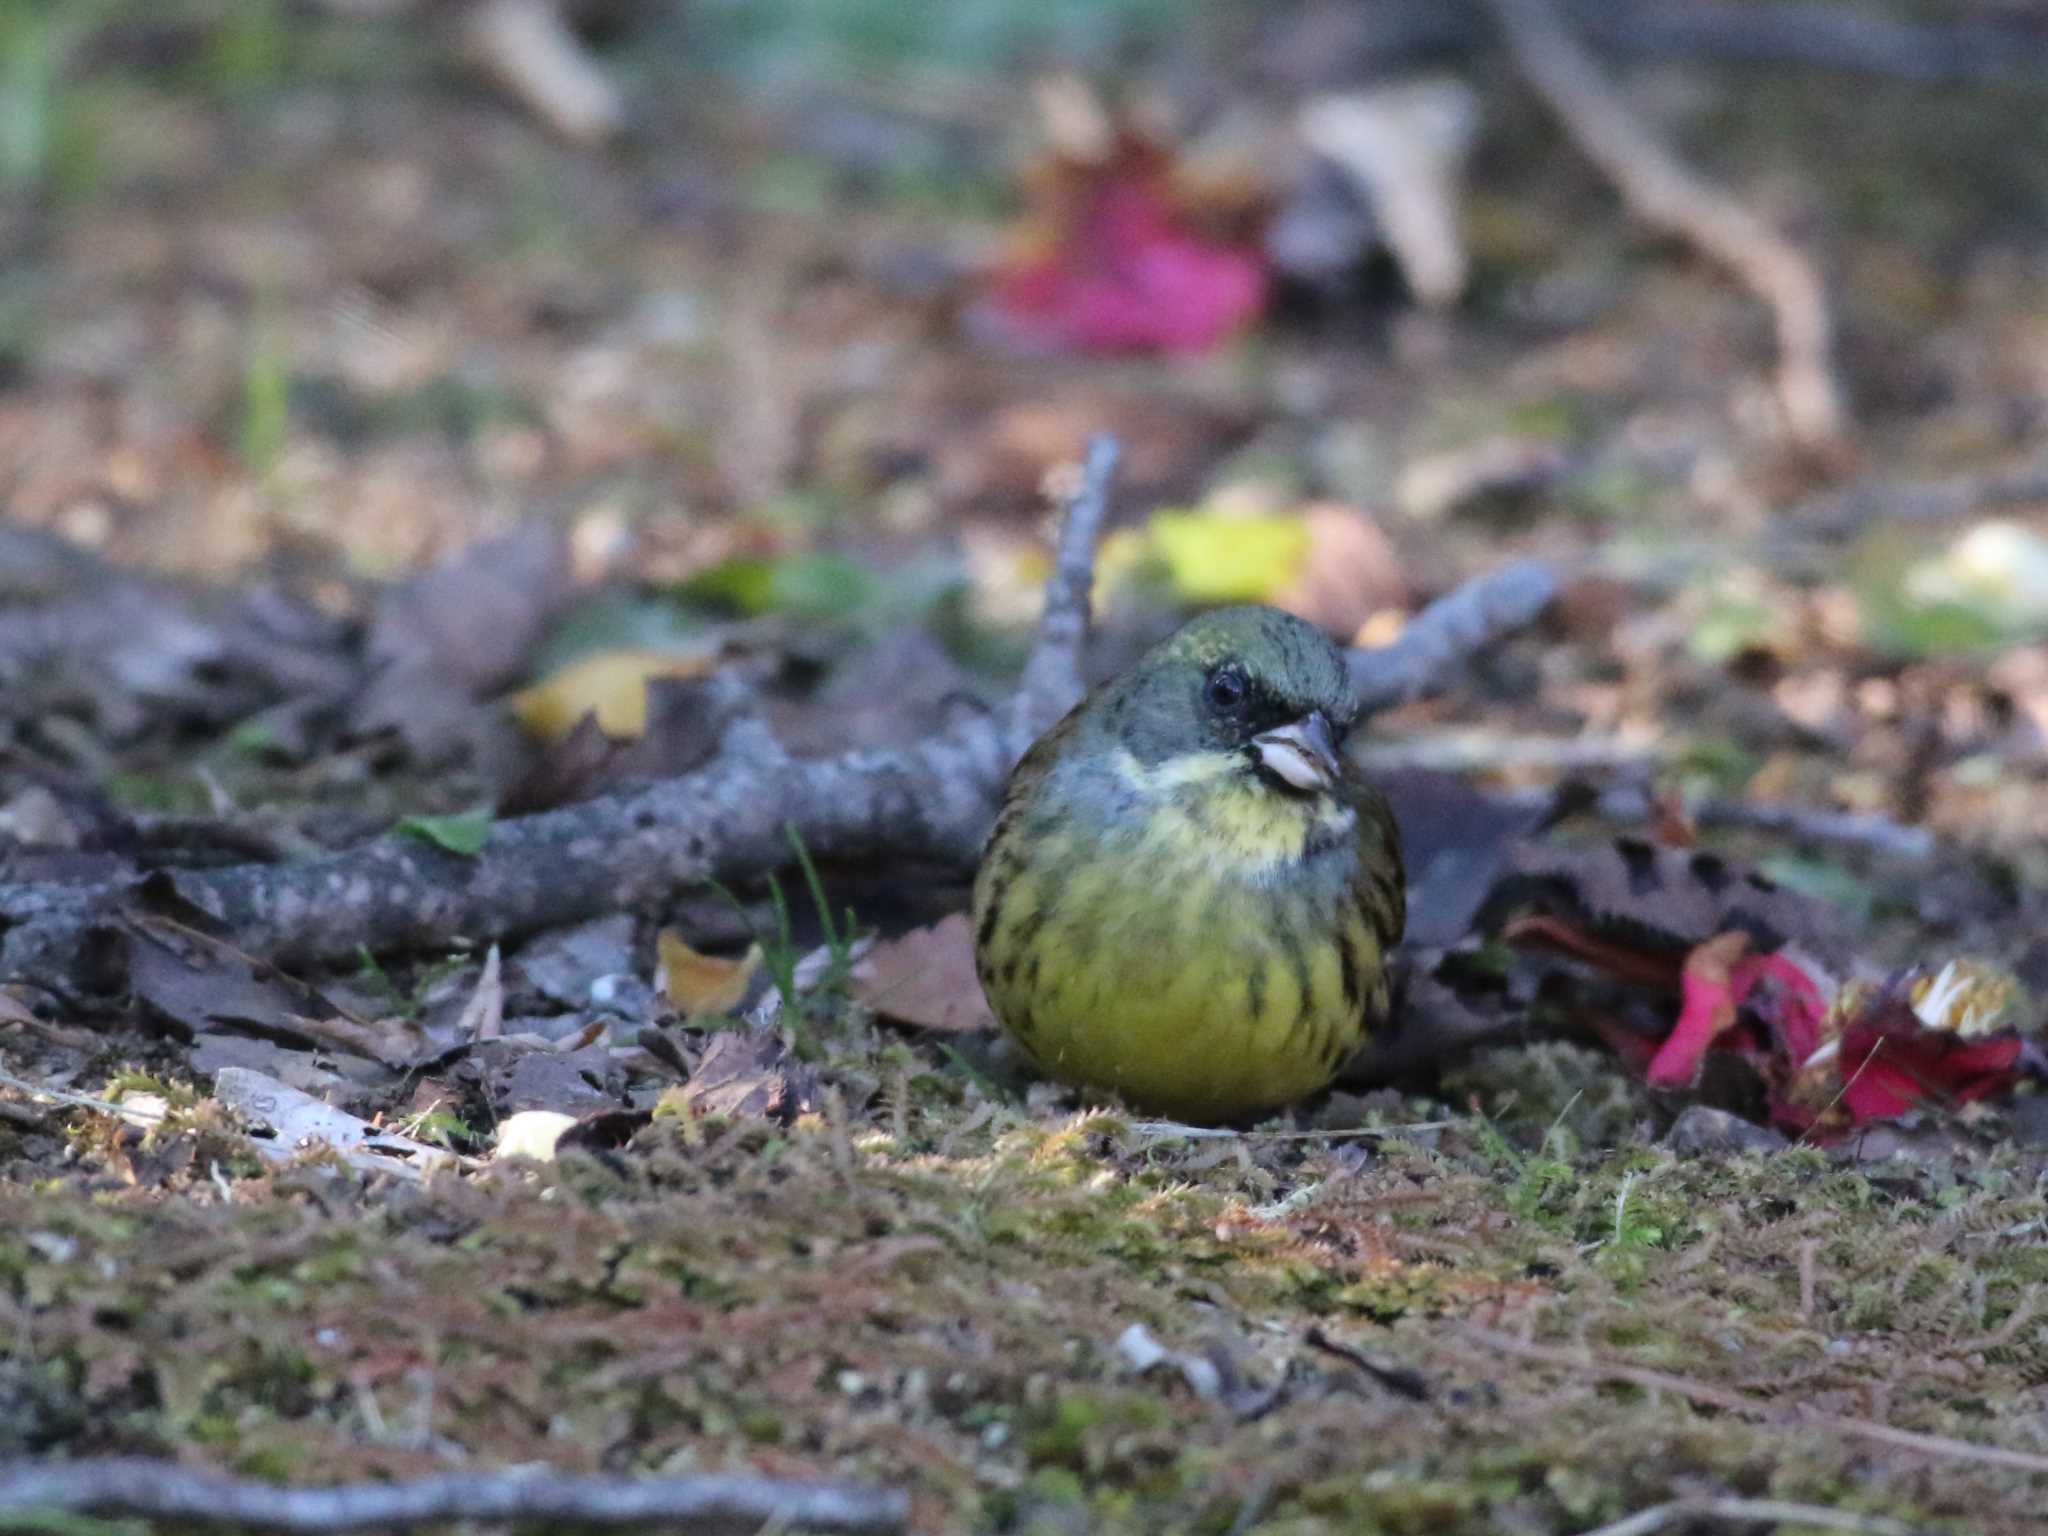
588,973,658,1019
516,914,638,1008
1665,1105,1789,1156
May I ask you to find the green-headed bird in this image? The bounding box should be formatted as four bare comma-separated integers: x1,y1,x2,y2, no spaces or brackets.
973,605,1405,1122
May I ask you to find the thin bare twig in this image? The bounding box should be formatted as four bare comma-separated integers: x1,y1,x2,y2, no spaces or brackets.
1578,1497,1928,1536
1126,1119,1453,1142
1018,434,1120,713
0,1459,906,1534
1687,796,1934,863
1484,0,1850,462
1302,1327,1434,1401
1790,451,2048,540
1588,782,1937,863
0,1066,160,1125
1263,1,2048,88
1461,1326,2048,1476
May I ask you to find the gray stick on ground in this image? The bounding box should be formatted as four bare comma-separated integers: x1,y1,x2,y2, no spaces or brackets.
0,435,1555,995
0,1459,907,1534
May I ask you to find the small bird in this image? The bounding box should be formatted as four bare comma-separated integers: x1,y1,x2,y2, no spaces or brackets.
973,605,1405,1122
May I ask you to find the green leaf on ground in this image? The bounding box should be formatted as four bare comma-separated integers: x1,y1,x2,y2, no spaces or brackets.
395,809,494,857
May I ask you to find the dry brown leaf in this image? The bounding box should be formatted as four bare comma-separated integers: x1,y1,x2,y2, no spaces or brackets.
455,943,505,1042
120,909,421,1062
1297,79,1482,307
1274,502,1407,640
679,1031,820,1123
851,914,998,1033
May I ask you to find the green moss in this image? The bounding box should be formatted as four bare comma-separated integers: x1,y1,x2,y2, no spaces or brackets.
1902,1256,1962,1304
1844,1282,1897,1332
8,1034,2048,1532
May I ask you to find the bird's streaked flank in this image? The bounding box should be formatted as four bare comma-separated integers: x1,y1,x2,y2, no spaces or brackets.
973,606,1405,1122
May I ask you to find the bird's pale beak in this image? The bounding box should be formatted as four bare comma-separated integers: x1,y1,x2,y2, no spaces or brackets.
1253,709,1341,792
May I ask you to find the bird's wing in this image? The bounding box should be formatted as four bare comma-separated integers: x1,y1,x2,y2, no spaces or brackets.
1349,772,1408,950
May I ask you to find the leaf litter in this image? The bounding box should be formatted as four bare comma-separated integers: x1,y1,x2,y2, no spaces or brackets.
4,7,2048,1532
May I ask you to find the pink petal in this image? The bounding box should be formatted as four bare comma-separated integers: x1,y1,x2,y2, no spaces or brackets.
1646,968,1737,1087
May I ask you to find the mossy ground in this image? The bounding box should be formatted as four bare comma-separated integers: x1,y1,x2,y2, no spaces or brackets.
5,6,2048,1532
6,1036,2046,1533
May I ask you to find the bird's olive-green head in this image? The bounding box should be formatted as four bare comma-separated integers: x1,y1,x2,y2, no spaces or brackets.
1092,605,1357,794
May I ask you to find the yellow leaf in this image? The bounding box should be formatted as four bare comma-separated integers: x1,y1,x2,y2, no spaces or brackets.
1088,527,1150,611
510,649,713,742
1147,510,1311,604
657,929,761,1020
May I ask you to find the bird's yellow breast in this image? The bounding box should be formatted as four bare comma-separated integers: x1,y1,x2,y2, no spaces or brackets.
973,751,1390,1122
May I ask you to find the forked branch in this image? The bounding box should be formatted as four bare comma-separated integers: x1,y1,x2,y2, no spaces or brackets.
0,435,1553,994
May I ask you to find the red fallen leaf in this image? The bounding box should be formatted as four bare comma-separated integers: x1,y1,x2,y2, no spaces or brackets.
981,131,1267,355
1772,967,2027,1134
1649,942,1831,1093
1497,877,2034,1136
1645,940,2029,1137
1644,931,1753,1088
1832,1031,2022,1125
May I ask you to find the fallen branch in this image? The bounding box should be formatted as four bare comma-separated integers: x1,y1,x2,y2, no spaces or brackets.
0,1459,905,1534
0,438,1553,995
1349,559,1557,715
1579,1497,1927,1536
1356,729,1648,777
1380,755,1934,863
1483,0,1850,463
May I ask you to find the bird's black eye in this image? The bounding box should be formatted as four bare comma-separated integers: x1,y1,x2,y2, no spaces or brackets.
1204,665,1248,715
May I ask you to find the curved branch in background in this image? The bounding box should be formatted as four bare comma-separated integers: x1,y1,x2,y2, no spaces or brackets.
1788,450,2048,540
1261,2,2048,89
1483,0,1851,466
1570,2,2048,87
0,437,1554,996
0,1459,906,1535
463,0,625,144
